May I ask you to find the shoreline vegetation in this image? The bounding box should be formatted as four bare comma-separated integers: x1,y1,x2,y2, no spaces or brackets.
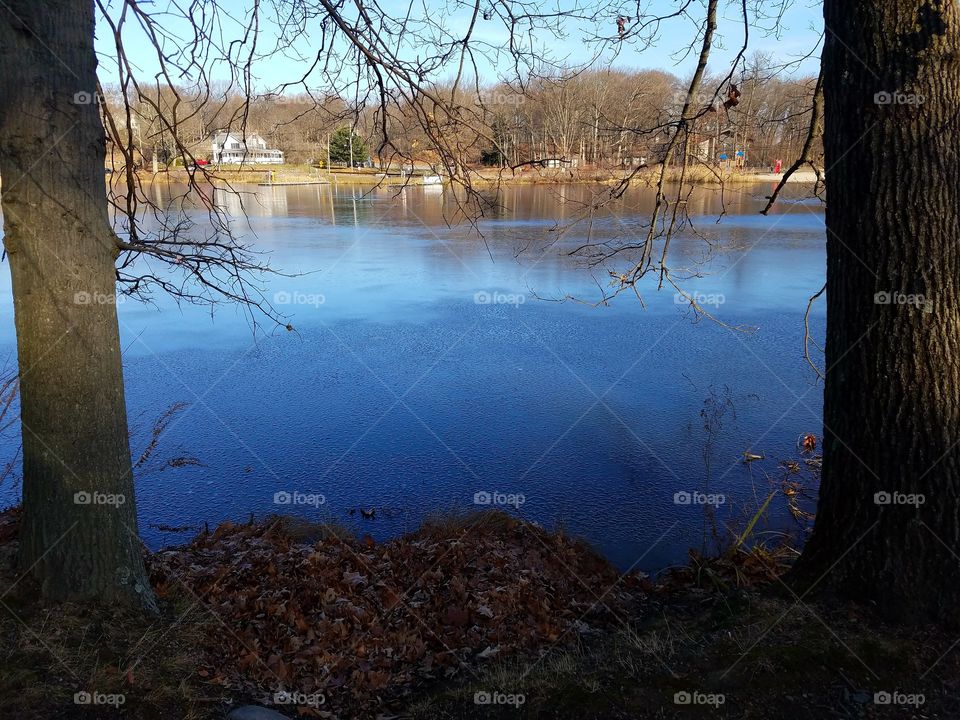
95,164,822,189
0,496,953,720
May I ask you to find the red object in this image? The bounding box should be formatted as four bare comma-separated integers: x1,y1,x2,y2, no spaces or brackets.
774,159,783,174
195,159,210,166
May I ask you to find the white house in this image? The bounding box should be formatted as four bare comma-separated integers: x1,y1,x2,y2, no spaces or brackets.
210,131,284,164
539,157,579,169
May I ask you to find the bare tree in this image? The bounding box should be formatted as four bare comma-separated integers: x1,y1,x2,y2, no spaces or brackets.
0,0,156,607
0,0,594,607
791,0,960,619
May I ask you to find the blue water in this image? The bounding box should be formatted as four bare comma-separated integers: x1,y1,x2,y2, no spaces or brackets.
0,182,826,573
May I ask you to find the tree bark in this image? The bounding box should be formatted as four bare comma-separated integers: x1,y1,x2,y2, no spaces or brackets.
0,0,156,609
794,0,960,620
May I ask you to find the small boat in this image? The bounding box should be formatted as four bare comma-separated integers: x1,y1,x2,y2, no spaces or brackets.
421,175,442,185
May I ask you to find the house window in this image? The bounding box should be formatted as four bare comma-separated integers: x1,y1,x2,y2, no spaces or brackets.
230,142,240,149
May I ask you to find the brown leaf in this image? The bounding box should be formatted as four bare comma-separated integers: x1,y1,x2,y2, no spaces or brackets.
475,604,494,619
443,606,470,627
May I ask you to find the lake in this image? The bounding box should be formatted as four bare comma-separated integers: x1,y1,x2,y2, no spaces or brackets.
0,181,826,573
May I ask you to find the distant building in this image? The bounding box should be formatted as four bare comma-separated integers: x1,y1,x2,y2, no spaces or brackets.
695,138,714,162
210,131,284,164
690,127,736,164
539,157,579,169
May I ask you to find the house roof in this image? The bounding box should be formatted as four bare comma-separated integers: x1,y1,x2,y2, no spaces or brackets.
211,130,267,146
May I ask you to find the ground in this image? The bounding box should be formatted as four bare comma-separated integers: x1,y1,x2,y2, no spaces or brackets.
0,507,956,719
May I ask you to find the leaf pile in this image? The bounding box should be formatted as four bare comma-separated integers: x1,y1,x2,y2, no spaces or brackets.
149,512,647,717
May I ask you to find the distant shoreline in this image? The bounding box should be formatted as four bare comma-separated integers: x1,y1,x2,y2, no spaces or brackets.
95,164,822,189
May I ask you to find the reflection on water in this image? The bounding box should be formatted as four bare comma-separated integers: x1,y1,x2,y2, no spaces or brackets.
0,182,826,572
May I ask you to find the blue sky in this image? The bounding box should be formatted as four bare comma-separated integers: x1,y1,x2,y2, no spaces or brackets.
95,0,824,92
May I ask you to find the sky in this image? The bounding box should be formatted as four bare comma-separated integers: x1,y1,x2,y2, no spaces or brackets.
94,0,824,94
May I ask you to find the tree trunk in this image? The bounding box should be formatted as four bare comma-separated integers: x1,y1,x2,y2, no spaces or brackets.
0,0,156,609
794,0,960,620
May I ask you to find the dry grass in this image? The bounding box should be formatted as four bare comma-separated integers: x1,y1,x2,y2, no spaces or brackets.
257,512,357,543
125,163,803,189
465,164,792,187
0,544,214,720
419,507,524,535
405,588,956,719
